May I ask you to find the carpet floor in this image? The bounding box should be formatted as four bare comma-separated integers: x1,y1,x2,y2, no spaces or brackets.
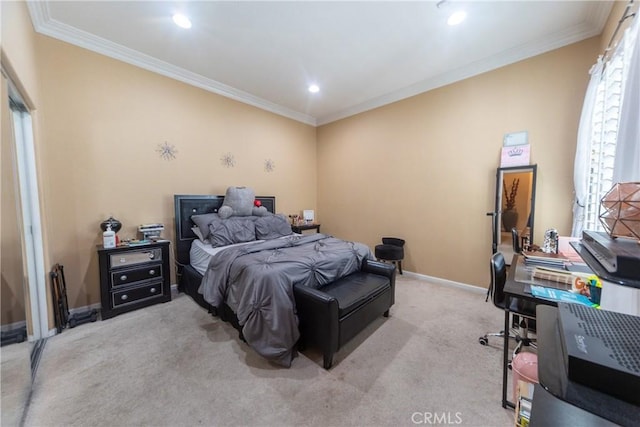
20,274,515,426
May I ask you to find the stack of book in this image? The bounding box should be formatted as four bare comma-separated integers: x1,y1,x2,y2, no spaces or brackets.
531,265,591,288
532,266,574,285
515,380,534,427
522,251,569,268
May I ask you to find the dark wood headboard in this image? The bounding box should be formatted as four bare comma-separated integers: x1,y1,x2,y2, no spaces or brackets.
173,194,276,268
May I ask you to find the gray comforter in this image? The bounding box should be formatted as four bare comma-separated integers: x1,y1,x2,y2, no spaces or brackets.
198,233,372,367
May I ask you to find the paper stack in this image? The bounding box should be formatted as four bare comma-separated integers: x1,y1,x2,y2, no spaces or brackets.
522,251,569,268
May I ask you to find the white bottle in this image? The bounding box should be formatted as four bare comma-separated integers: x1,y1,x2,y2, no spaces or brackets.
103,224,116,249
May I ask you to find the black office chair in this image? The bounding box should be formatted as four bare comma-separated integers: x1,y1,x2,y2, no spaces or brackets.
479,252,536,356
511,228,521,253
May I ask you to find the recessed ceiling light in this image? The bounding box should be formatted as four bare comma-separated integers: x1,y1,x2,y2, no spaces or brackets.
447,10,466,26
172,13,192,29
308,84,320,93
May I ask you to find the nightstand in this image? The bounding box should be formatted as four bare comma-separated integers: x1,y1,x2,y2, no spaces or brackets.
291,223,321,234
97,241,171,320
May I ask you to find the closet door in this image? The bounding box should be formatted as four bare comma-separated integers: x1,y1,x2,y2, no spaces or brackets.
1,72,48,425
1,74,31,427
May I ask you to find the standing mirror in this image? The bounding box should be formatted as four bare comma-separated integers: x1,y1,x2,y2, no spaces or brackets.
491,165,537,259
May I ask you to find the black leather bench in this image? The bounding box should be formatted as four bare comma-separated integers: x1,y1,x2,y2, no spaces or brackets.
294,259,396,369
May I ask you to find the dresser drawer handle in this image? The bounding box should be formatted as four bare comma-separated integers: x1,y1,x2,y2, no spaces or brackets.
148,253,155,259
119,257,126,263
120,275,127,281
150,287,157,293
149,269,156,276
121,294,128,301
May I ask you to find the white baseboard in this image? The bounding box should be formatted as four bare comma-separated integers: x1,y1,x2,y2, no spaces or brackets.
45,302,103,337
7,287,181,339
69,302,102,316
402,270,486,295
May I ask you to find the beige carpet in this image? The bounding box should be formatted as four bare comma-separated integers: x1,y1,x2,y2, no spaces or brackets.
1,340,31,427
20,274,514,426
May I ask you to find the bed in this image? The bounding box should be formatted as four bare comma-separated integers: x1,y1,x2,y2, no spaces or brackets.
173,195,373,367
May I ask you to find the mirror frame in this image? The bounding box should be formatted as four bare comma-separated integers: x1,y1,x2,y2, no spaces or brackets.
493,164,537,253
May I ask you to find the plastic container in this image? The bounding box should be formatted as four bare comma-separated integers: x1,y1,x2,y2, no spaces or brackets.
103,224,116,249
512,351,538,401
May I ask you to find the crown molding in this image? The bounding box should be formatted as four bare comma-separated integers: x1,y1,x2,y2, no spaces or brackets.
585,1,616,31
317,16,609,126
26,1,317,126
28,1,611,128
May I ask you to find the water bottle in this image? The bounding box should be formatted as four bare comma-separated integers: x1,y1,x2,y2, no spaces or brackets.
103,224,116,249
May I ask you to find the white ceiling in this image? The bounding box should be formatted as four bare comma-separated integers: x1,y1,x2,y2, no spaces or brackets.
28,1,613,126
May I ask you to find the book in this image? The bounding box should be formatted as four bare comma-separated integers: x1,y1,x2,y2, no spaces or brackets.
127,239,151,246
515,380,534,427
522,251,569,267
530,285,596,307
532,266,591,288
523,251,570,261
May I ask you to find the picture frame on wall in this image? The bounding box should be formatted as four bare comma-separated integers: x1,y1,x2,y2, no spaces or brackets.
500,144,530,167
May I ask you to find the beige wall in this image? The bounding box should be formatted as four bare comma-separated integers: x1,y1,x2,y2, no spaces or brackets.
35,36,317,308
317,37,600,287
0,1,625,320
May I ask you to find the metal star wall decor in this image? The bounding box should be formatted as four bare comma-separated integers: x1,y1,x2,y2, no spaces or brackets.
264,158,275,172
157,141,177,160
221,152,235,168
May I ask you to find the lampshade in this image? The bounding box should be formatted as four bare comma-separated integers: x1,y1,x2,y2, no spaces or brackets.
599,182,640,240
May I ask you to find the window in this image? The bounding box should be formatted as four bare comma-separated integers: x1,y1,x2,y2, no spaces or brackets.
583,54,624,232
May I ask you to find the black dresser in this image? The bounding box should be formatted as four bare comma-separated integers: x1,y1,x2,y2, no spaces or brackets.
97,241,171,320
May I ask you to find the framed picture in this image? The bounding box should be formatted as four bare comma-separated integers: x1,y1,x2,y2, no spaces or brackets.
501,144,530,167
503,131,528,147
303,210,314,223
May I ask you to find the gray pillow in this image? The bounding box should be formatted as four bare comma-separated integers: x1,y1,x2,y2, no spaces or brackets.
209,217,257,247
191,213,220,241
255,214,293,240
191,226,207,242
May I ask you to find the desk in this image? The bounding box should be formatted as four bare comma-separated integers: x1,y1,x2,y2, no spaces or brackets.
501,254,563,409
535,305,640,426
292,223,321,234
529,384,617,427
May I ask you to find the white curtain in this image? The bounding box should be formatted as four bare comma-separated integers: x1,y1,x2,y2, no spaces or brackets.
613,17,640,183
572,59,603,237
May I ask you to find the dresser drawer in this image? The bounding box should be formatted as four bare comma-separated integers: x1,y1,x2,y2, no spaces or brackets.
110,248,161,268
112,282,163,308
111,264,162,287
